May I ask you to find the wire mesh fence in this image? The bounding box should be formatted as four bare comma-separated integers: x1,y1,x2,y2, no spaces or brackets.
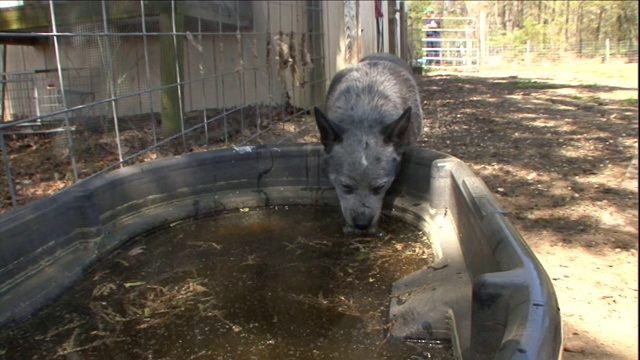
410,17,638,70
1,0,325,214
1,2,637,215
482,40,639,67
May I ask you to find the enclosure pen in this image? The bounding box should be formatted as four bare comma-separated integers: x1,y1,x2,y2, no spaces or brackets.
0,1,635,359
0,2,568,359
0,0,326,214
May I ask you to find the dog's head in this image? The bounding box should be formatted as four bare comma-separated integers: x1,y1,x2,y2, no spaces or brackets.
314,106,412,232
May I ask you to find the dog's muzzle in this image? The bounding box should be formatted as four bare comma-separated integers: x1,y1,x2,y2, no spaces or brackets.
352,214,374,230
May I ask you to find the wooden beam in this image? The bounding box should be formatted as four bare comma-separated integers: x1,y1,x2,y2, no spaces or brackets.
0,1,253,33
0,1,147,32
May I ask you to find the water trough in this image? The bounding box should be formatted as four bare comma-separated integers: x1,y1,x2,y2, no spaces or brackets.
0,144,562,359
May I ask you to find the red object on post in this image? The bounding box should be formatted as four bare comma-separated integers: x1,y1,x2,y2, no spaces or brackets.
375,0,383,18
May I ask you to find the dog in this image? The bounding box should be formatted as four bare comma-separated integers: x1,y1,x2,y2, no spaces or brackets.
314,53,423,233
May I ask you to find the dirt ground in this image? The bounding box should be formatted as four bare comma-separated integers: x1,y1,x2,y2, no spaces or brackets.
1,59,637,359
417,60,638,359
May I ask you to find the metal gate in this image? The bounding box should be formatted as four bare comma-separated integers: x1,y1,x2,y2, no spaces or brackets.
419,16,479,70
1,68,97,126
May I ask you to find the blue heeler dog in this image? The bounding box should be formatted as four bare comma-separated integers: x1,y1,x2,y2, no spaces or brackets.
314,53,423,233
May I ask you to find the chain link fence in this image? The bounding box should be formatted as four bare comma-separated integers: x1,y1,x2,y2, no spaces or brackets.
1,0,325,214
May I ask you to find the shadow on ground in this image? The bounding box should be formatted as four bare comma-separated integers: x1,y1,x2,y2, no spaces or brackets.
417,74,638,251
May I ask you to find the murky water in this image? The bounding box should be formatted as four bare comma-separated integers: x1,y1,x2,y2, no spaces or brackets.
0,206,453,359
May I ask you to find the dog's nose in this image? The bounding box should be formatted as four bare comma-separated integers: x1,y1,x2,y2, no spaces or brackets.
352,214,372,230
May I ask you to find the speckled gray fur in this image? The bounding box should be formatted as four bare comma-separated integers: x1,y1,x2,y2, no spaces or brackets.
314,53,424,232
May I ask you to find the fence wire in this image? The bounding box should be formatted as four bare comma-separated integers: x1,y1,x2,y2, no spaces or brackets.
410,20,638,69
482,40,638,66
2,2,637,214
1,0,325,214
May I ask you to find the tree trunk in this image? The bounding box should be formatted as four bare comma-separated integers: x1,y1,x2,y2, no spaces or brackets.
620,9,637,45
576,1,583,54
494,1,501,30
516,0,524,29
595,6,604,45
537,1,542,24
616,13,624,45
501,1,508,31
504,2,511,32
564,1,570,43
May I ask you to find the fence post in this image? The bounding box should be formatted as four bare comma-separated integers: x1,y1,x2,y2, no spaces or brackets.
49,0,79,182
605,38,610,65
0,129,17,209
526,40,531,67
159,1,184,138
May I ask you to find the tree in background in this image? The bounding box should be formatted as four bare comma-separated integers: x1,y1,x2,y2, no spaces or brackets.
407,0,638,59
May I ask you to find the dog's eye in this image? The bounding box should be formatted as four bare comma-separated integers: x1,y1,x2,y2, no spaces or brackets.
341,184,356,194
371,183,387,195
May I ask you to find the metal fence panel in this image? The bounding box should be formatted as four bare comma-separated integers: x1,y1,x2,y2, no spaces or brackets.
1,0,326,214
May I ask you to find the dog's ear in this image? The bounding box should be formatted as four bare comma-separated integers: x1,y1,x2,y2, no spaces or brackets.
314,107,344,153
382,106,412,147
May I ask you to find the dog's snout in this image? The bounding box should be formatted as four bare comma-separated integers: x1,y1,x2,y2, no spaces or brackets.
352,214,373,230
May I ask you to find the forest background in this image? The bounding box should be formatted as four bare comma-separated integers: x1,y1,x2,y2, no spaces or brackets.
407,0,639,62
